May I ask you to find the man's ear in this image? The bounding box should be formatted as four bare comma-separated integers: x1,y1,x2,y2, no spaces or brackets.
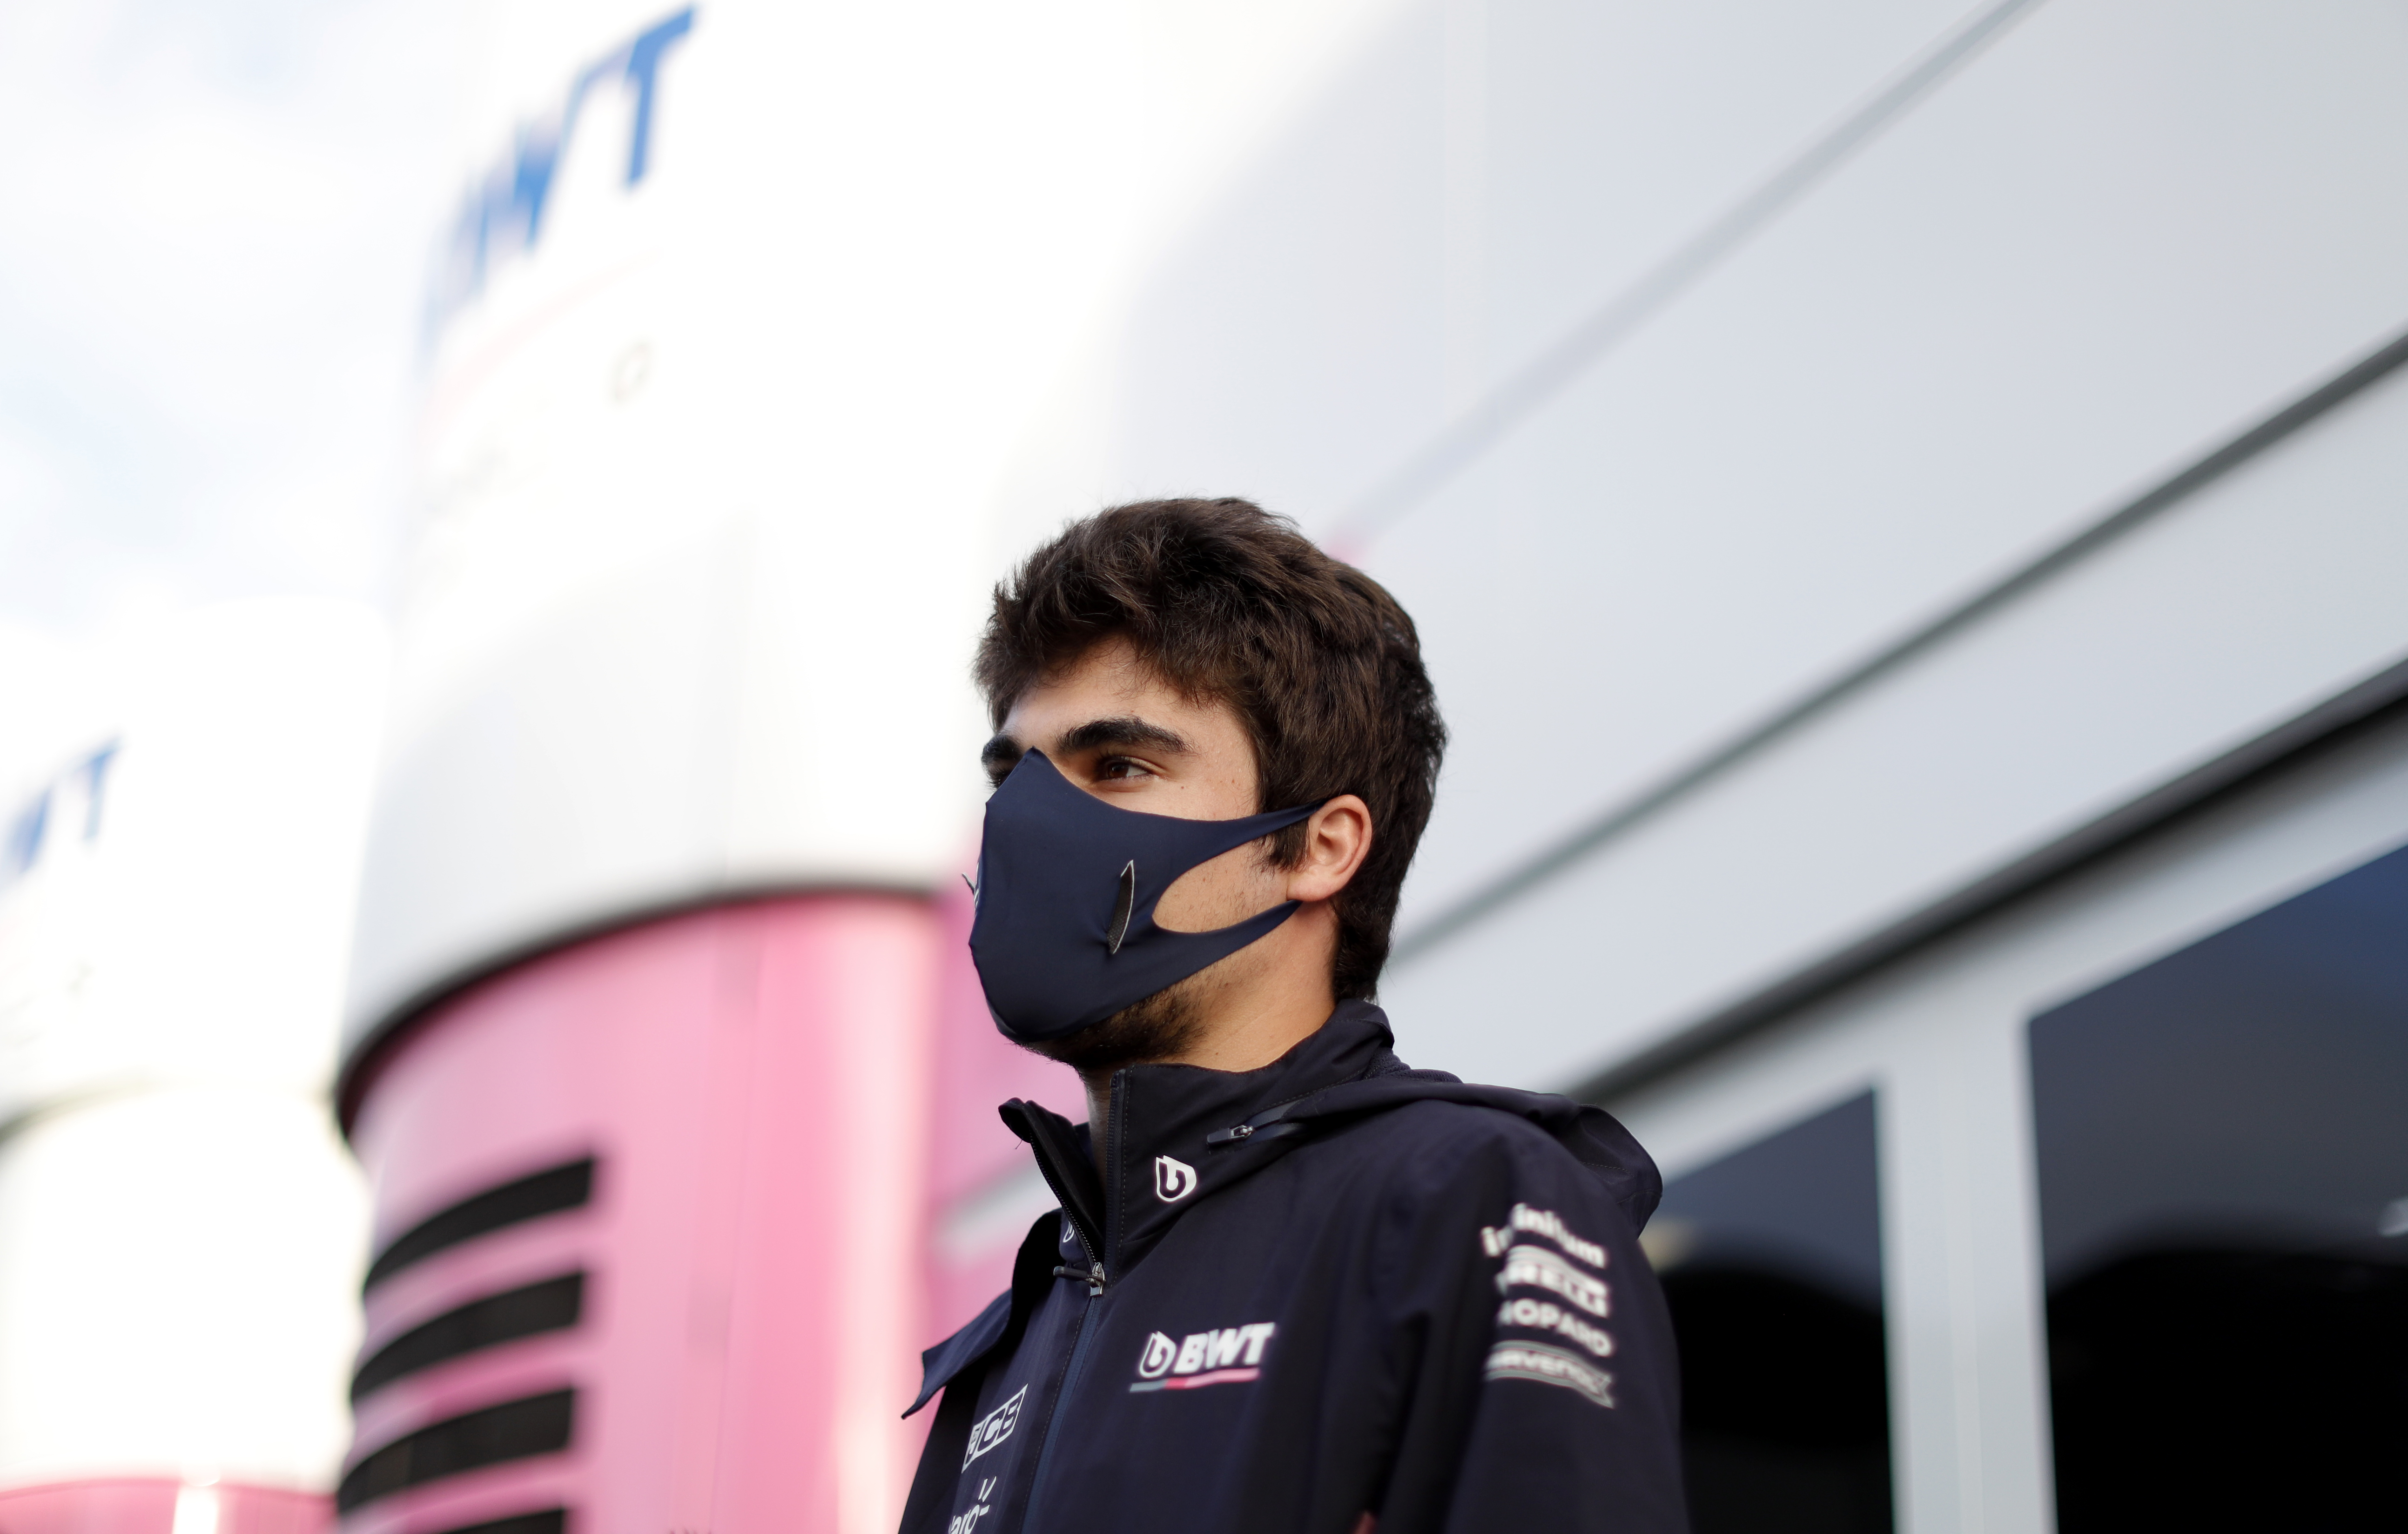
1285,795,1372,903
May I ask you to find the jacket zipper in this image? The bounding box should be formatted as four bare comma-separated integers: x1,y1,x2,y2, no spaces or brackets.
1023,1136,1108,1294
1021,1272,1103,1527
1022,1081,1126,1523
1049,1151,1107,1296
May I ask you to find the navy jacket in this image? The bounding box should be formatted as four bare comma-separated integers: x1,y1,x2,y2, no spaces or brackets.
900,1003,1688,1534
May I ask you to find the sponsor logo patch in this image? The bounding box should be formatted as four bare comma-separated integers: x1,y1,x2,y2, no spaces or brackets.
947,1477,998,1534
1497,1296,1615,1358
1495,1244,1610,1317
1484,1340,1616,1408
1130,1322,1275,1391
961,1385,1025,1468
1479,1203,1608,1268
1155,1154,1198,1202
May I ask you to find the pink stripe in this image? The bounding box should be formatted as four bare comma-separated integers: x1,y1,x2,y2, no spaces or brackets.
0,1479,329,1534
1159,1367,1261,1389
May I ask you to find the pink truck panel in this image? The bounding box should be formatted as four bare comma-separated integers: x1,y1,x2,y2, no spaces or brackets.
343,897,958,1534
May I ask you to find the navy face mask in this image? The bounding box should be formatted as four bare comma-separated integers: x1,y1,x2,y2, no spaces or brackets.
969,750,1325,1043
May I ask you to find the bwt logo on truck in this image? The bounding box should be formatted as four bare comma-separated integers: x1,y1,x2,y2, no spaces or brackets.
2,744,117,896
428,7,696,332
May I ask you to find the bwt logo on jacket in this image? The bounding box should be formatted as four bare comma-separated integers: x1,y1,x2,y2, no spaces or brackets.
1130,1322,1275,1392
1154,1154,1197,1201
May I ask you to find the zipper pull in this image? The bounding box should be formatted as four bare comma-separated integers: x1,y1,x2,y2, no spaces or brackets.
1051,1262,1109,1295
1205,1112,1306,1149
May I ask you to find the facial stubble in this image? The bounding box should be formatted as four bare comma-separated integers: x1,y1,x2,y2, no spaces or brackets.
1021,975,1209,1076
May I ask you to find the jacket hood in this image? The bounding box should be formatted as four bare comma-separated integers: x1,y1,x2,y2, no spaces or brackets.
1203,1038,1665,1234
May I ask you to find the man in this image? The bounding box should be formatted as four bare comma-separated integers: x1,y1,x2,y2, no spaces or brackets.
901,499,1685,1534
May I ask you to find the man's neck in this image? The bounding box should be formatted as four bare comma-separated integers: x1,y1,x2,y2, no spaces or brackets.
1078,979,1338,1174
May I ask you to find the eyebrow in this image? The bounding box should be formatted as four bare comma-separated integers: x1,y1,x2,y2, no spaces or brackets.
1058,716,1190,757
980,715,1192,777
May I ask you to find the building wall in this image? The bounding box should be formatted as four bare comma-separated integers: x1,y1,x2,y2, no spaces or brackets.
991,0,2408,1091
982,4,2408,1528
1608,701,2408,1534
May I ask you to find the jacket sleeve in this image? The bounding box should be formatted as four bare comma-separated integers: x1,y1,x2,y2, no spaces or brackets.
1371,1113,1688,1534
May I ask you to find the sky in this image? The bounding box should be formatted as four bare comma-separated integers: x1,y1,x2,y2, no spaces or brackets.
0,0,1412,793
0,0,1402,701
0,0,466,646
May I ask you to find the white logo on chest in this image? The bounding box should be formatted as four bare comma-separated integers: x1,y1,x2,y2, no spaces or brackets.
1138,1331,1179,1378
1154,1154,1198,1202
961,1385,1025,1468
947,1478,998,1534
1130,1321,1276,1391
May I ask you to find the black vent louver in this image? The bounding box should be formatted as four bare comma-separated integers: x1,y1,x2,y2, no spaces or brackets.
364,1157,595,1293
351,1273,586,1400
337,1389,575,1513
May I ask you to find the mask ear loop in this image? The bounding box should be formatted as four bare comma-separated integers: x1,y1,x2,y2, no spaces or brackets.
1117,799,1326,946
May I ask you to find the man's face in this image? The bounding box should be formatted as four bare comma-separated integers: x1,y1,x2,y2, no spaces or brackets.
982,636,1291,1067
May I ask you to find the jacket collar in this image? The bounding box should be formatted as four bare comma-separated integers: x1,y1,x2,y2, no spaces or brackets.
1002,999,1406,1280
946,1003,1665,1415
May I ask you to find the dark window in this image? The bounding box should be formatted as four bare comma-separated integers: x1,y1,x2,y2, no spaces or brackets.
1647,1092,1890,1534
351,1273,586,1400
2030,841,2408,1533
365,1157,595,1293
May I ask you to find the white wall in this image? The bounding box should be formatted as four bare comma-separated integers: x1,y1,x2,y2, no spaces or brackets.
0,600,384,1489
0,1089,366,1488
989,0,2408,1088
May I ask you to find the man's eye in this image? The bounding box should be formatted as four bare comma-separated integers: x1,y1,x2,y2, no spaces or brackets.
1096,757,1152,781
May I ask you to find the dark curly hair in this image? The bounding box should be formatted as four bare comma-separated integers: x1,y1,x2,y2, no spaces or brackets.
975,497,1447,999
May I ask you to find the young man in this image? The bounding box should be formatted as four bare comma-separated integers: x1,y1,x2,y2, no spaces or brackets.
901,500,1686,1534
